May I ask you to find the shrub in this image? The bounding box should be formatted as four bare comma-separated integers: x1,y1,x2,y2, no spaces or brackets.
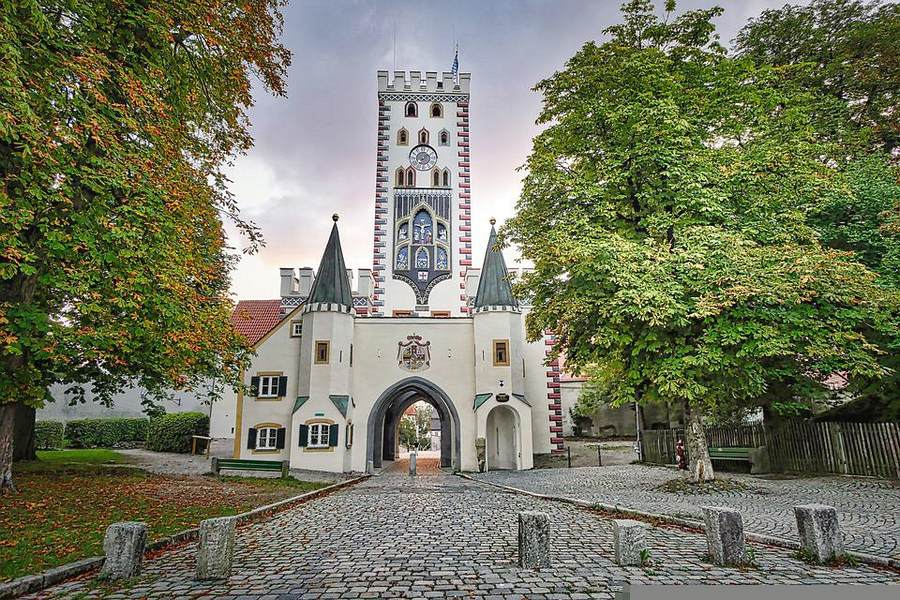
64,417,149,448
146,412,209,453
35,420,65,450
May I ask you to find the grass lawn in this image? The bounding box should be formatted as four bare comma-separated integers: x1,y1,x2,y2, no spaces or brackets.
0,450,328,581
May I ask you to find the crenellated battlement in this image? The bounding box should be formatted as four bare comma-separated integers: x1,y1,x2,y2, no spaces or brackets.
377,70,471,95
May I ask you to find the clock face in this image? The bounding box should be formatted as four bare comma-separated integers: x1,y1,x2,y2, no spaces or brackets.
409,145,438,171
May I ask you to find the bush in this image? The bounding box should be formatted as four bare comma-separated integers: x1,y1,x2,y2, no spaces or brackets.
146,412,209,453
64,417,149,448
35,420,65,450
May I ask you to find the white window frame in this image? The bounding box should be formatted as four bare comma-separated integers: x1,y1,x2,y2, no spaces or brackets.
307,423,330,449
256,427,278,450
258,375,280,398
290,321,302,337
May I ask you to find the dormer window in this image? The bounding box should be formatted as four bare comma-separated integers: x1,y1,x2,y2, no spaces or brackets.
405,102,417,117
430,103,443,118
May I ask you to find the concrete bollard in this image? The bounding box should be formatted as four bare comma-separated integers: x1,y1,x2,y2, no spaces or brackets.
100,522,148,580
518,511,551,569
409,451,417,476
701,506,746,566
195,516,237,580
366,459,374,475
613,519,648,566
795,504,843,562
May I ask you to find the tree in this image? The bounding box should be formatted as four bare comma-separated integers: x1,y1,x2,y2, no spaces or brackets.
735,0,900,153
504,0,897,482
398,405,432,452
0,0,291,491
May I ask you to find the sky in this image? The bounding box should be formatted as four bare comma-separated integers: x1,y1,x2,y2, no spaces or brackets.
226,0,802,301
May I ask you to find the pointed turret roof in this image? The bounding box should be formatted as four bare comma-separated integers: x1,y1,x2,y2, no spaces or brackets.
307,214,353,308
474,219,517,309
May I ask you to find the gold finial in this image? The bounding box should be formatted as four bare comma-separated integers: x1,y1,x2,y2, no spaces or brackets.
332,213,339,222
490,217,496,225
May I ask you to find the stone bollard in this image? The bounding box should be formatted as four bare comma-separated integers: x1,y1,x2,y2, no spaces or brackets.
701,506,746,566
794,504,843,563
100,522,148,580
613,519,647,566
195,516,237,580
366,459,375,475
409,451,417,476
518,511,551,569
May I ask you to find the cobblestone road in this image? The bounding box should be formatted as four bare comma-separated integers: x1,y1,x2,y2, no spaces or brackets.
34,460,900,599
474,465,900,560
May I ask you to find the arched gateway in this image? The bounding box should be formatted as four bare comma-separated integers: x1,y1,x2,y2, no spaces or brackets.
367,377,461,470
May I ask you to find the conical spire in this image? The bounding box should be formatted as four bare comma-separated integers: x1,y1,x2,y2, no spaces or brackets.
307,214,353,308
474,219,517,309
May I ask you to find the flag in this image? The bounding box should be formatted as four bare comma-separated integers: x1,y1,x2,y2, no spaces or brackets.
451,44,459,82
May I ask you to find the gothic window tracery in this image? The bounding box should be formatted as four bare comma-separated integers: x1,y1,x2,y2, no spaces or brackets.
415,247,429,269
436,247,448,270
437,223,447,241
396,246,409,270
398,222,409,240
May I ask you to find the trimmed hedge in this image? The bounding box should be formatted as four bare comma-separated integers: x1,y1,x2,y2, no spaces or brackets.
146,412,209,453
35,420,65,450
65,417,149,448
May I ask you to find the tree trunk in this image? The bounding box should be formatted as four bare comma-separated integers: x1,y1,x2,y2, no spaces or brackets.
13,403,36,461
0,404,17,493
683,400,714,483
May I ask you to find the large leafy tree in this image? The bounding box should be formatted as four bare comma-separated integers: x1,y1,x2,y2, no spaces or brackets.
504,0,897,482
0,0,290,491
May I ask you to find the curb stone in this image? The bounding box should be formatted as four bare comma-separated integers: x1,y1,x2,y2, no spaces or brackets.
457,472,900,571
0,475,369,599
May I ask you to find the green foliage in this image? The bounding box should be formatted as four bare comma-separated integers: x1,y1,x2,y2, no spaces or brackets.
398,405,433,451
34,420,64,450
146,412,209,453
65,418,148,449
504,0,898,422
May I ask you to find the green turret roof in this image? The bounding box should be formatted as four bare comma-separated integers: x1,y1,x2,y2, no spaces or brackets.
307,215,353,308
474,221,517,309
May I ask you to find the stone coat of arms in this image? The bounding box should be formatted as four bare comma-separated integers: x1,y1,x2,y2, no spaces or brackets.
397,335,431,372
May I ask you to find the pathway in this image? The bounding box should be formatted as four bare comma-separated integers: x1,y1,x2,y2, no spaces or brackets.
474,465,900,560
33,460,900,599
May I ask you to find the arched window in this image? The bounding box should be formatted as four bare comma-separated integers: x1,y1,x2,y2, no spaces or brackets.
396,167,405,187
432,169,441,187
405,102,417,117
397,128,408,146
430,103,443,118
418,128,429,145
405,167,415,187
439,130,449,146
442,169,450,187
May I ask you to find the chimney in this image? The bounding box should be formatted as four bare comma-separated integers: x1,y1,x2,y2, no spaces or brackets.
357,268,373,297
298,267,315,297
279,268,297,297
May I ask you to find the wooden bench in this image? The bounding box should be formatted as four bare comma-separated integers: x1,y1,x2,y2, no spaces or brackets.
708,446,770,474
211,458,289,478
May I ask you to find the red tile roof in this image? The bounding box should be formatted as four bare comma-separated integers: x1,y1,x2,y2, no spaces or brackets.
231,300,285,346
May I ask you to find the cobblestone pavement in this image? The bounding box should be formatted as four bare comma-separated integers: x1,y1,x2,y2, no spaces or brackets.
473,465,900,560
33,460,900,599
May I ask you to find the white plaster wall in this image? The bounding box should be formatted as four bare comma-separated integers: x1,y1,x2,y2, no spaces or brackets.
236,315,300,461
291,395,348,472
522,307,552,455
476,396,534,471
349,318,477,471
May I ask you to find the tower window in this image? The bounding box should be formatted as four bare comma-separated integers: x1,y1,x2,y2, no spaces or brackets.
405,102,418,117
439,130,449,146
432,169,440,187
430,103,443,118
405,167,415,187
493,340,510,366
418,128,429,145
396,167,405,187
442,169,450,187
397,128,408,145
315,341,330,364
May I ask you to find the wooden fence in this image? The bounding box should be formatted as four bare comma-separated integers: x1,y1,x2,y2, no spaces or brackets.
640,420,900,479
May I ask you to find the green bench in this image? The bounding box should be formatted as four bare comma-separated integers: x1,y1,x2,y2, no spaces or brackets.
211,458,289,478
708,446,770,474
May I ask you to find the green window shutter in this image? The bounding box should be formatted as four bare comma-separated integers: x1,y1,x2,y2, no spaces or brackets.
249,376,260,397
275,427,286,450
298,424,308,447
277,376,288,397
246,427,257,449
328,424,339,447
